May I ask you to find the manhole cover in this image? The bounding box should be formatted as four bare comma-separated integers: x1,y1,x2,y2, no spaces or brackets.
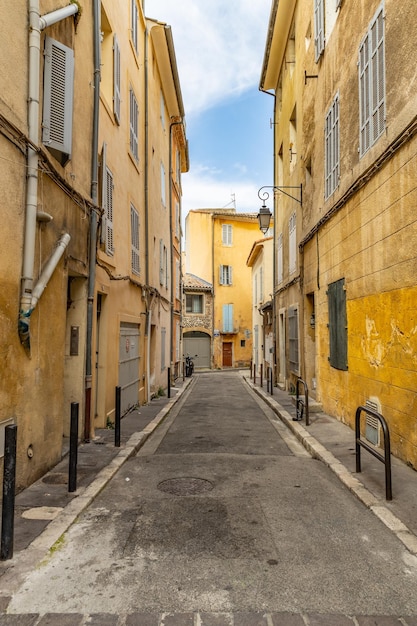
157,477,214,496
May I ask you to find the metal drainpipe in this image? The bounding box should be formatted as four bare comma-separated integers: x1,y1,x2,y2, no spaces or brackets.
19,1,79,353
144,26,150,403
84,0,101,442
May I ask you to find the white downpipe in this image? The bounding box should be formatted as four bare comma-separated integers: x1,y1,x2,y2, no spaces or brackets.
31,232,71,309
19,1,79,352
39,4,79,31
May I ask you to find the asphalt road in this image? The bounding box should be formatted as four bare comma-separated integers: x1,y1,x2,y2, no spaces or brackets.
7,372,417,619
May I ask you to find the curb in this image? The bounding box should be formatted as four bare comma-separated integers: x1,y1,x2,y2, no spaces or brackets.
0,377,194,604
243,373,417,556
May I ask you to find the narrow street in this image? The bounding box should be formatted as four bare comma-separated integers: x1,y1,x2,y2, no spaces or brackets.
5,371,417,624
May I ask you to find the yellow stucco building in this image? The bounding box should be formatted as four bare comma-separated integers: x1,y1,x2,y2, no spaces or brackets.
261,0,417,468
1,1,93,488
0,0,188,490
185,209,261,369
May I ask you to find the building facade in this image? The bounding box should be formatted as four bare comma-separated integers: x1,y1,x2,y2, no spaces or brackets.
247,237,274,377
260,0,417,468
0,0,188,490
183,273,213,370
1,0,93,488
185,209,261,370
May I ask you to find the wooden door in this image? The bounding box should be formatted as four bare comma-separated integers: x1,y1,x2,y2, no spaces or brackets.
222,342,233,367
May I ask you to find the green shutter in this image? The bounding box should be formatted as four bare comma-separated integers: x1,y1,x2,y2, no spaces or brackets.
328,278,348,370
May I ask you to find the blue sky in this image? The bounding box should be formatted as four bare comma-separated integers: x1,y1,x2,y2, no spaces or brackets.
147,0,274,216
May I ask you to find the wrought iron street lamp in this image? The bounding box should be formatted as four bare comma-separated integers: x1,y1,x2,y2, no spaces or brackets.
256,184,303,234
257,203,272,234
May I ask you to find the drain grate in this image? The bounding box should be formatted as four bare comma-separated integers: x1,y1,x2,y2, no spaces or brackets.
157,477,214,496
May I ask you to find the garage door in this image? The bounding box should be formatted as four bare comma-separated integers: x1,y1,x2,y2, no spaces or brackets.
183,331,211,369
119,322,140,414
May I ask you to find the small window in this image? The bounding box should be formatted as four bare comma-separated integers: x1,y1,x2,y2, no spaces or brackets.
328,278,348,370
222,224,232,246
130,204,140,275
186,294,203,314
240,340,246,348
129,87,139,162
219,265,233,285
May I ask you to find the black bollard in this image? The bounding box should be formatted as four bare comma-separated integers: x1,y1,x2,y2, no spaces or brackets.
68,403,79,493
168,367,171,399
115,386,121,448
1,424,17,561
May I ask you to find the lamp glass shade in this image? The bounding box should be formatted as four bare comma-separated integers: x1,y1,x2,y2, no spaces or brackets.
257,205,272,234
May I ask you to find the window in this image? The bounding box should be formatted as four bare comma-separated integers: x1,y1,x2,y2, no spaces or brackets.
100,143,114,256
113,35,121,124
42,37,74,164
129,87,139,162
130,204,140,275
131,0,139,54
325,93,340,199
359,4,385,156
160,162,166,206
240,340,246,348
219,265,233,285
314,0,325,61
328,278,348,370
288,306,299,373
277,233,283,284
104,166,114,256
222,304,233,333
186,294,203,314
222,224,232,246
289,212,297,274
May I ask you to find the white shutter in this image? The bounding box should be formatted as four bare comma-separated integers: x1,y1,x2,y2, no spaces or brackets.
130,204,140,275
42,37,74,160
113,35,121,125
359,35,371,155
314,0,325,62
100,143,107,244
219,265,224,285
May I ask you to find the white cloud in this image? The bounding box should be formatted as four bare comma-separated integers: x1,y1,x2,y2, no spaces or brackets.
147,0,272,115
181,165,260,218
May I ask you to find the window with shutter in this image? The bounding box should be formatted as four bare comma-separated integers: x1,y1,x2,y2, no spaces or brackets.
42,37,74,164
289,212,297,274
104,167,114,256
288,306,299,373
277,233,283,284
325,93,340,199
222,304,233,333
359,4,385,156
113,35,121,124
130,204,140,275
219,265,232,285
131,0,139,54
129,87,139,162
314,0,325,61
328,278,348,370
222,224,232,246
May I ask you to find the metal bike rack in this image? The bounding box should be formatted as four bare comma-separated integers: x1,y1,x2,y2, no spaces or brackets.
355,405,392,501
294,378,309,425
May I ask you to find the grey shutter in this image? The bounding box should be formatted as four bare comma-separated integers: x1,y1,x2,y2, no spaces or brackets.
130,205,140,275
105,168,114,256
42,37,74,161
113,35,121,124
328,278,348,370
359,35,371,155
219,265,224,285
370,8,385,143
314,0,325,61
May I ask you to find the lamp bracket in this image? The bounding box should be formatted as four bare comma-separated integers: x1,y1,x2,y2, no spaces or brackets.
258,184,302,206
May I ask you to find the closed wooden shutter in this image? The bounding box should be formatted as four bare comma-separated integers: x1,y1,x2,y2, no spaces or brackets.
328,278,348,370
